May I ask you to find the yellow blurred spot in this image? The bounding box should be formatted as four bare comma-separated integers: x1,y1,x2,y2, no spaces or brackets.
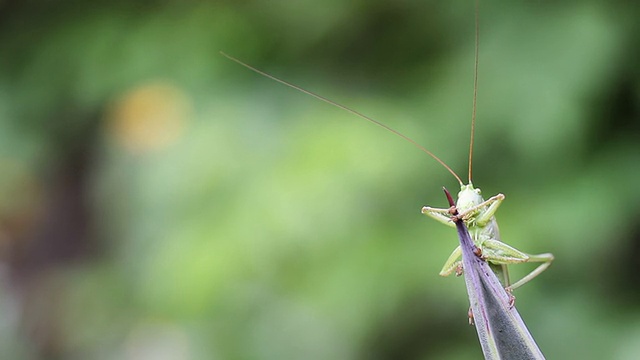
107,81,191,153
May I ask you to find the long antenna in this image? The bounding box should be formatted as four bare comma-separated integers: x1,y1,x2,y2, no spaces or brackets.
221,51,464,185
468,0,480,184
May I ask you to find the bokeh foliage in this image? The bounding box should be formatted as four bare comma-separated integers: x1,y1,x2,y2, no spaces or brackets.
0,0,639,359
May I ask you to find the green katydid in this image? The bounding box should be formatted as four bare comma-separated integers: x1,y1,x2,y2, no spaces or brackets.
221,3,553,293
419,2,553,292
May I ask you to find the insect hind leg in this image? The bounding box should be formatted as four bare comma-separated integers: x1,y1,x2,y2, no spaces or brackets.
505,252,555,291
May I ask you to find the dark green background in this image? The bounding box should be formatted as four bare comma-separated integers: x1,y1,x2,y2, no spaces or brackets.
1,0,639,359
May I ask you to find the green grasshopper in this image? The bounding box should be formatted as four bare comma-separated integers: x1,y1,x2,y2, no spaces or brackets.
221,3,553,292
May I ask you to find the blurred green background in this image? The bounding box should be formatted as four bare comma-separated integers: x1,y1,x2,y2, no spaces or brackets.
0,0,639,359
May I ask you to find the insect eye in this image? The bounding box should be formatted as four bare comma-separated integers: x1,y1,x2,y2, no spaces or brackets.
475,189,481,194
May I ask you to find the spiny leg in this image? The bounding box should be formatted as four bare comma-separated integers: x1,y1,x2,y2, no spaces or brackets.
505,252,554,291
421,206,457,227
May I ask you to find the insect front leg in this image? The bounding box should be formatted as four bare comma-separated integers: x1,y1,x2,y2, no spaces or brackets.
421,206,457,227
458,193,505,226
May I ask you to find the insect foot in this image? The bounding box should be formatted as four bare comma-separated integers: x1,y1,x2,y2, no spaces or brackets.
455,264,464,277
473,246,483,258
506,289,516,309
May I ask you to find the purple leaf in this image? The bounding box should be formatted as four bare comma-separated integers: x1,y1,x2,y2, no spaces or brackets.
444,188,546,360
